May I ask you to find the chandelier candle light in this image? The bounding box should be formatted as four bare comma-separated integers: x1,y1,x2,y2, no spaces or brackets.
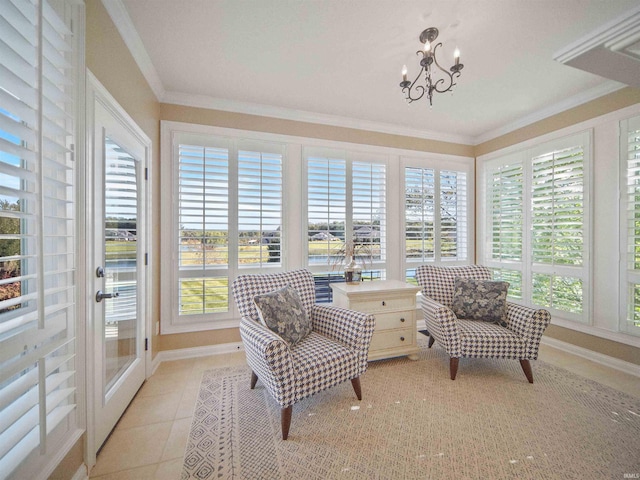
400,27,464,106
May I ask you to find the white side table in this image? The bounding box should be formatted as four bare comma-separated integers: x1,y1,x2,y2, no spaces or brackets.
330,280,421,361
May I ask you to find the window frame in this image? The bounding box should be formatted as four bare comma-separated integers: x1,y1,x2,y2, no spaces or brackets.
302,146,388,279
401,155,474,283
161,121,474,332
478,131,592,323
161,126,286,333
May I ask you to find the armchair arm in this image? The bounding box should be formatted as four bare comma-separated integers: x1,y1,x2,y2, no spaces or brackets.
505,302,551,359
421,296,462,357
239,317,296,407
311,304,375,368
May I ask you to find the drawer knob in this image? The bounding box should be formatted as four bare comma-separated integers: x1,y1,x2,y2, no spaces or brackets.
382,301,386,306
400,336,405,341
400,318,405,322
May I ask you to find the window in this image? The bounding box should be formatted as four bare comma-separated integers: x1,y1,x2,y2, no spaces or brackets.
621,115,640,336
404,162,470,283
479,132,591,321
0,0,81,477
162,131,284,331
305,148,386,300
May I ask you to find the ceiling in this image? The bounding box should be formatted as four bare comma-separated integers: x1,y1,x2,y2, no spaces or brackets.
116,0,640,145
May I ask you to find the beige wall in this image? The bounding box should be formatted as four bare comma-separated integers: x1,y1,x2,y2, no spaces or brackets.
475,87,640,156
160,104,475,157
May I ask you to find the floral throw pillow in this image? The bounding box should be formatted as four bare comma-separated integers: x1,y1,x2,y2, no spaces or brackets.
451,277,510,326
253,285,312,345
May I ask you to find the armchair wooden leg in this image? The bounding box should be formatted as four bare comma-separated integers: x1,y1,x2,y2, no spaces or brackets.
450,357,459,380
281,406,292,440
351,377,362,400
520,359,534,383
250,371,258,389
428,336,435,348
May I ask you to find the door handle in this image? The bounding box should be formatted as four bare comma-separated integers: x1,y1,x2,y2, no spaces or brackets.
96,290,120,303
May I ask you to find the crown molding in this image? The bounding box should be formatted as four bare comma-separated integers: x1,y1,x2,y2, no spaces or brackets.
472,81,626,145
160,90,475,145
101,0,165,101
553,4,640,88
554,4,640,63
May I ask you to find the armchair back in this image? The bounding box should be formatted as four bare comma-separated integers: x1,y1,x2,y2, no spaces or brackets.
232,269,317,322
416,265,491,307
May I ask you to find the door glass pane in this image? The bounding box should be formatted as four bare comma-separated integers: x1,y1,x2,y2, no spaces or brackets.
104,136,138,393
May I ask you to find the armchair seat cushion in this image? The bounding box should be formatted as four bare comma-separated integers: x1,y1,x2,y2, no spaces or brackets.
290,332,359,401
457,319,526,358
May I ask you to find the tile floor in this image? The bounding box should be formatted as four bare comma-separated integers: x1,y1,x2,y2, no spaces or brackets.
88,343,639,479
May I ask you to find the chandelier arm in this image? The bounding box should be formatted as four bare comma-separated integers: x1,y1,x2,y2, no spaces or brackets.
402,65,428,102
430,42,456,94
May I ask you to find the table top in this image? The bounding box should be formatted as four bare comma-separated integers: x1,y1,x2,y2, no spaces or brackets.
330,279,421,296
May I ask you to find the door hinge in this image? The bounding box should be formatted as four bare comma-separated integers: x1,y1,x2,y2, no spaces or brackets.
145,338,149,351
144,253,148,265
145,167,148,180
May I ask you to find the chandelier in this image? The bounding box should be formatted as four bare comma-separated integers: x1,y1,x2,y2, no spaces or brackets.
399,27,464,106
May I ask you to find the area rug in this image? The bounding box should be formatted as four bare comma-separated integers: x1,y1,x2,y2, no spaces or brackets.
181,337,640,479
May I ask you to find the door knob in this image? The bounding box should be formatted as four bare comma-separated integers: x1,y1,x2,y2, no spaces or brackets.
96,290,120,303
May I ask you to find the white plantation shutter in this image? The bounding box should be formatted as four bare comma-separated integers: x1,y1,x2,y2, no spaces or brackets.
352,160,385,264
531,141,586,315
479,132,590,320
238,141,283,267
169,135,285,326
177,141,230,317
404,165,469,275
404,167,435,262
485,160,524,299
440,170,467,259
0,0,79,478
306,150,346,265
622,115,640,335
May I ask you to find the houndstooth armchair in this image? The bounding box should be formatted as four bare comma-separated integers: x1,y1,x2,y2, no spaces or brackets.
416,265,551,383
232,269,375,440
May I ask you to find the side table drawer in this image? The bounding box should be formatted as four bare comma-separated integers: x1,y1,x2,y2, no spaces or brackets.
350,295,415,313
373,310,414,331
370,328,415,351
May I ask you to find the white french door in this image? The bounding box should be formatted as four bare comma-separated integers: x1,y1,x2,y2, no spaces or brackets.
87,76,150,457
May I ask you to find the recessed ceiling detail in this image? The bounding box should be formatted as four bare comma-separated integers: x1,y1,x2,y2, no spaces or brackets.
554,5,640,88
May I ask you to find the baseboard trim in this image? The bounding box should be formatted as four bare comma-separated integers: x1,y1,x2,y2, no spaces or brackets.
541,336,640,378
154,342,245,367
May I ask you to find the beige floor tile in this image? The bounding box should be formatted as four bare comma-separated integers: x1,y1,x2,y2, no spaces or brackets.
161,417,192,461
90,464,157,480
137,372,190,398
154,459,184,480
153,358,196,376
90,422,173,477
117,391,182,429
175,386,200,419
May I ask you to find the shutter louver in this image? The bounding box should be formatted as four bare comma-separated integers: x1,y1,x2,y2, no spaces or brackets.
0,0,78,477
